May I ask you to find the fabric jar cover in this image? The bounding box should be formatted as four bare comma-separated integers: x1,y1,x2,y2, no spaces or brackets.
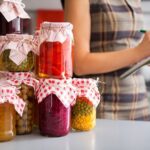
37,22,73,54
37,78,77,108
1,34,36,65
3,72,39,92
0,36,7,51
0,79,25,116
0,0,30,22
72,78,100,107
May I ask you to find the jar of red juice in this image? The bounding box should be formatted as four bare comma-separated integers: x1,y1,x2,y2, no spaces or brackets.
37,79,77,137
36,22,73,79
0,0,31,35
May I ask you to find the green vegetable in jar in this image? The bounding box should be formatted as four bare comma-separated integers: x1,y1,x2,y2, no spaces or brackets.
2,50,34,72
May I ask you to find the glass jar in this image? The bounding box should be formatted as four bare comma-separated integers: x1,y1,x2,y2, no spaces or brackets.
39,94,71,137
0,0,31,35
0,102,16,142
71,97,96,131
1,34,35,72
36,22,73,79
16,84,34,135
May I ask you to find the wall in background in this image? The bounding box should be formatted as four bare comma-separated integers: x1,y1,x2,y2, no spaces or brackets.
24,0,62,10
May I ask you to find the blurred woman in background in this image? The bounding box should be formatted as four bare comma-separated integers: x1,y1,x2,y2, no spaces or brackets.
61,0,150,121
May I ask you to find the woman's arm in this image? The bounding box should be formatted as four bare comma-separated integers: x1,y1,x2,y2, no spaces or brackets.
64,0,150,75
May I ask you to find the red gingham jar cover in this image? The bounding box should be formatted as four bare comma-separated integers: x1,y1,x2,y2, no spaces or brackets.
1,34,35,65
0,80,25,116
72,78,100,107
4,72,39,92
37,79,77,108
0,0,30,22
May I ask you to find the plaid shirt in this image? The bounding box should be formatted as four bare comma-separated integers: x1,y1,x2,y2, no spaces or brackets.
89,0,150,120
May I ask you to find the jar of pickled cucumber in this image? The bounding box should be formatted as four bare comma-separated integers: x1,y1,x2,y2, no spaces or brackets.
0,34,35,72
5,72,39,135
71,79,100,131
37,79,76,137
0,80,25,142
0,0,31,35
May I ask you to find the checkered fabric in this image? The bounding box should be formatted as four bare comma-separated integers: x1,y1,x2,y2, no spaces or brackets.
82,0,150,120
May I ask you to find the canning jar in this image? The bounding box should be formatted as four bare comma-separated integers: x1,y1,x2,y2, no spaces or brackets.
36,22,73,79
0,34,35,72
5,72,38,135
0,80,25,141
71,79,100,131
37,79,76,137
0,0,31,35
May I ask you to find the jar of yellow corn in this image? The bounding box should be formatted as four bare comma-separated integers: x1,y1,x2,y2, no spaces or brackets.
71,79,100,131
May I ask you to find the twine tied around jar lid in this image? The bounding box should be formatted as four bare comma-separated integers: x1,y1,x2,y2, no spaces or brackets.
1,34,35,65
38,22,73,49
0,0,30,22
37,78,77,108
0,79,25,116
72,78,101,107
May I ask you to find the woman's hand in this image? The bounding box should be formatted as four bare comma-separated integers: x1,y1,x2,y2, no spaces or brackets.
137,31,150,57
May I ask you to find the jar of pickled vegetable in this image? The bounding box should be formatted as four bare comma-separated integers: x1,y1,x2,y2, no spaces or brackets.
0,0,31,35
37,79,76,137
36,22,73,79
71,79,100,131
0,34,35,72
5,72,39,135
0,80,25,142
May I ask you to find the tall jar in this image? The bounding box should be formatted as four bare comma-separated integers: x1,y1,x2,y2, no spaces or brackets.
71,79,100,131
37,79,76,137
0,80,25,142
0,0,31,35
36,22,73,79
0,34,35,72
5,72,38,135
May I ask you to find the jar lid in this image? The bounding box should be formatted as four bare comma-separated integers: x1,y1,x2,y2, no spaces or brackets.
41,22,73,30
0,79,25,116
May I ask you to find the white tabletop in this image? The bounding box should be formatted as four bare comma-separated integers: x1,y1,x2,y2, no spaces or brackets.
1,119,150,150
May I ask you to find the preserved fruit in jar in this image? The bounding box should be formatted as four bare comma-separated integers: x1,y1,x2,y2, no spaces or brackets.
36,22,73,79
0,80,25,141
37,79,76,137
0,103,16,142
39,94,70,137
16,84,34,135
0,34,35,72
0,0,31,35
71,97,96,131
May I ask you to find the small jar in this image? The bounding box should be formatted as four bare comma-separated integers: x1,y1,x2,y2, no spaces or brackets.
36,22,73,79
0,0,31,35
0,34,35,72
5,72,38,135
37,79,76,137
71,79,100,131
0,80,25,141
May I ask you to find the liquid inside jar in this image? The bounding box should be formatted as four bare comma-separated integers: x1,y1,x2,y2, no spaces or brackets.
0,13,31,35
37,37,72,79
0,102,16,142
39,94,70,137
